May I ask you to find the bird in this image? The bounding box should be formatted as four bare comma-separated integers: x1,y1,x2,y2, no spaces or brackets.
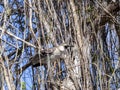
17,43,73,73
32,43,74,66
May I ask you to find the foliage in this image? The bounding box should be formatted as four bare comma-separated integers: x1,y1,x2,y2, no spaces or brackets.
0,0,120,90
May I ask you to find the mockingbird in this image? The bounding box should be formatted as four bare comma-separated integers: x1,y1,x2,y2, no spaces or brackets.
18,43,73,72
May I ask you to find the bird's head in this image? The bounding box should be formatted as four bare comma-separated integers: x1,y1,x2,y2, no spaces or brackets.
58,43,74,52
58,46,65,51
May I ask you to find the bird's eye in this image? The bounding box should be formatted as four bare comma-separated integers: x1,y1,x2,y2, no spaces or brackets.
64,46,69,48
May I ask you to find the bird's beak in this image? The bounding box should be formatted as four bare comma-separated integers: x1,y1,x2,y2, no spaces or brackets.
64,44,74,47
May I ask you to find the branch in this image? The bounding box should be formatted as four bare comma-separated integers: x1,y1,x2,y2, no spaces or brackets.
94,2,119,27
0,27,37,48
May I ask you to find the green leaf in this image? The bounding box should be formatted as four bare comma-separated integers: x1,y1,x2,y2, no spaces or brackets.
21,82,26,90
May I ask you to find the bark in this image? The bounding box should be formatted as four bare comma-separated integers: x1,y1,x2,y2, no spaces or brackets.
70,0,92,89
